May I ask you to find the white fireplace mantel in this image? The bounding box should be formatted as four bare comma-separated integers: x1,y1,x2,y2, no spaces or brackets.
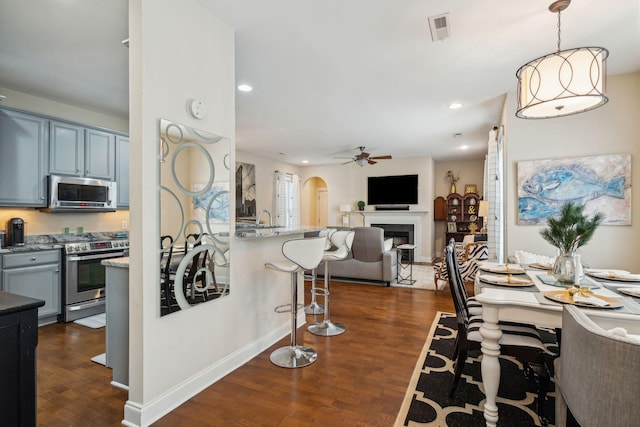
360,210,429,262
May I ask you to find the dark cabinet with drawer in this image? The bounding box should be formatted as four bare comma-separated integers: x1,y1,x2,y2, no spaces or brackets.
0,291,44,427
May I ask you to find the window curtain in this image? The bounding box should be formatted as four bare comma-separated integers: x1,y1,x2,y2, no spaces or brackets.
485,126,505,262
274,172,301,227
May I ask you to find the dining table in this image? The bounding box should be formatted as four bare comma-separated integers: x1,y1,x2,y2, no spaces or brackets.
473,262,640,427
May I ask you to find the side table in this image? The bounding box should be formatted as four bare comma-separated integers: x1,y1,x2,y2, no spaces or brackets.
396,244,417,285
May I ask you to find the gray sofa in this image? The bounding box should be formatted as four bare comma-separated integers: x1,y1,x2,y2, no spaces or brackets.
318,227,397,286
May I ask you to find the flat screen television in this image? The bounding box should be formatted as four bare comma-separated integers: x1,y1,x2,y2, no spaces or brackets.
367,174,418,206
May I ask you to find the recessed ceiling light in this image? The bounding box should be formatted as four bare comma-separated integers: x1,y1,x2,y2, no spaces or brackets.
448,102,462,110
459,145,469,150
301,160,309,164
237,84,253,92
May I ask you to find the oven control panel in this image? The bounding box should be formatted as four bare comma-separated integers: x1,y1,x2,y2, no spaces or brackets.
65,240,129,254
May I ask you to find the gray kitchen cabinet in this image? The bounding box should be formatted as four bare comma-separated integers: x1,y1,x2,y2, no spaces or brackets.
1,250,61,326
85,128,115,180
0,107,49,207
50,121,115,180
49,120,85,176
115,135,130,208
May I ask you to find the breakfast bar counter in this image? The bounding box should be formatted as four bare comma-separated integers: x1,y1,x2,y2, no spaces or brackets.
235,225,324,239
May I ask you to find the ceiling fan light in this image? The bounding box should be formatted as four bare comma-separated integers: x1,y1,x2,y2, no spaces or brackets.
356,158,367,167
516,47,608,119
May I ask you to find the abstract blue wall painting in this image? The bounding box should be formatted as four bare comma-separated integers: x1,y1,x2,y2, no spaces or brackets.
517,153,631,225
192,181,230,224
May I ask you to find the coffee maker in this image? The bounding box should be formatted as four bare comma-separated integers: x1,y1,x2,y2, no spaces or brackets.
6,218,25,246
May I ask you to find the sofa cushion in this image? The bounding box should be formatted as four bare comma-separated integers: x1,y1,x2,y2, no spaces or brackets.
351,227,384,262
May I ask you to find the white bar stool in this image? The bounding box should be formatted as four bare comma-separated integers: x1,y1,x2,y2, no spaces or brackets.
308,230,355,337
304,228,335,315
265,236,326,368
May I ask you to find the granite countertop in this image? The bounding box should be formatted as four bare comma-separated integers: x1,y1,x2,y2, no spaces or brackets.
0,244,63,254
0,231,128,254
102,256,130,268
235,225,325,239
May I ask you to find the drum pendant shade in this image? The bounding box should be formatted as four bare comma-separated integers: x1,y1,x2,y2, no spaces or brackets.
515,0,608,119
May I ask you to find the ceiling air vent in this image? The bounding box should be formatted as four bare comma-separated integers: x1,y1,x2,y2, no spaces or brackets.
428,13,451,42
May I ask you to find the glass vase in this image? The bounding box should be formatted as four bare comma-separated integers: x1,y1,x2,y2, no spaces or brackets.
552,252,578,284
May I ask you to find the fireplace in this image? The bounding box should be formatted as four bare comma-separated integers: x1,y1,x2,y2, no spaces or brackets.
372,223,414,246
362,210,427,263
372,223,414,261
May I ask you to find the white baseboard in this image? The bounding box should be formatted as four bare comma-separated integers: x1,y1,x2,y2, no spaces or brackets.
122,314,304,426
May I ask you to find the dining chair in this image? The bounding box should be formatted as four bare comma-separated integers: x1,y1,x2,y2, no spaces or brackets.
201,233,230,300
160,235,175,311
434,239,488,292
445,241,555,424
165,233,211,307
554,305,640,427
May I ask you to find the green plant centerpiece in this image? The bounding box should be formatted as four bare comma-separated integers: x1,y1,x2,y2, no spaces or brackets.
540,202,603,284
357,200,365,211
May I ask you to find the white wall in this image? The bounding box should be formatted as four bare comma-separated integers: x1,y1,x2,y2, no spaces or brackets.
235,150,301,217
0,86,128,133
300,156,436,260
433,160,485,200
128,0,238,425
504,71,640,270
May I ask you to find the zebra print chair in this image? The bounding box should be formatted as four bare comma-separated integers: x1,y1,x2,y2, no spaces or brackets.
434,239,488,291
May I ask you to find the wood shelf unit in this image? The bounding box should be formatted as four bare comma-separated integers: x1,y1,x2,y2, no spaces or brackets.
445,192,483,242
433,196,446,221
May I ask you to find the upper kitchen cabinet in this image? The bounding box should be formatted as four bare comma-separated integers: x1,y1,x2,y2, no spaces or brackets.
115,135,129,208
0,107,49,207
50,121,115,180
49,121,84,176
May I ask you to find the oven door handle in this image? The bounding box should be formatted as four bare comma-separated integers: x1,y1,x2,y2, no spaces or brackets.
67,251,128,261
68,300,105,311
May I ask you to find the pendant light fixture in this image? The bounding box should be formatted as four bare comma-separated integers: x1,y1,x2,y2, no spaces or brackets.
515,0,608,119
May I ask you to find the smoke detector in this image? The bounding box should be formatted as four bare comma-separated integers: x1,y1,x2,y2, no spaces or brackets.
428,13,451,41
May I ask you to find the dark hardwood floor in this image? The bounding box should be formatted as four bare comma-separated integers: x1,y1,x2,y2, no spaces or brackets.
37,280,455,426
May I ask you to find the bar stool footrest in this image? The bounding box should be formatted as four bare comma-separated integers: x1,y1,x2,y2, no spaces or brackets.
311,287,329,297
274,303,304,314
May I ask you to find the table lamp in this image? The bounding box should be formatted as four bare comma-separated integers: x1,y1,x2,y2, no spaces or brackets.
478,200,489,233
340,204,352,227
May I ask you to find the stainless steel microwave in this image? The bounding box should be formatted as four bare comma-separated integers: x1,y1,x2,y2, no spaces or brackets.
45,175,117,212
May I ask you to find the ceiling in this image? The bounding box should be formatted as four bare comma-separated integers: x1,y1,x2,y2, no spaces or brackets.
1,1,638,165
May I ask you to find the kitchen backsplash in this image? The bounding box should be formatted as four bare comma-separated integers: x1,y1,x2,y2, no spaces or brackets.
0,208,130,236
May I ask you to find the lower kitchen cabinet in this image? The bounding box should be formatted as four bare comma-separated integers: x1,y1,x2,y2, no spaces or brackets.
1,250,61,326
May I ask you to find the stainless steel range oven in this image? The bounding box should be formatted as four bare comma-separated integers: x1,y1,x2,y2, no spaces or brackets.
62,240,129,322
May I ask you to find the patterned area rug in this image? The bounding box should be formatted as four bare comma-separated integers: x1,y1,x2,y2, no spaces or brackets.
395,312,556,427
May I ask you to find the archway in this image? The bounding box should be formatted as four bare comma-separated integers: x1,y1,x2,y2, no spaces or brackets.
302,176,328,227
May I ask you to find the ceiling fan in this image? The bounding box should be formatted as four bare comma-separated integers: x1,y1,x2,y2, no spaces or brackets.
337,146,392,167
